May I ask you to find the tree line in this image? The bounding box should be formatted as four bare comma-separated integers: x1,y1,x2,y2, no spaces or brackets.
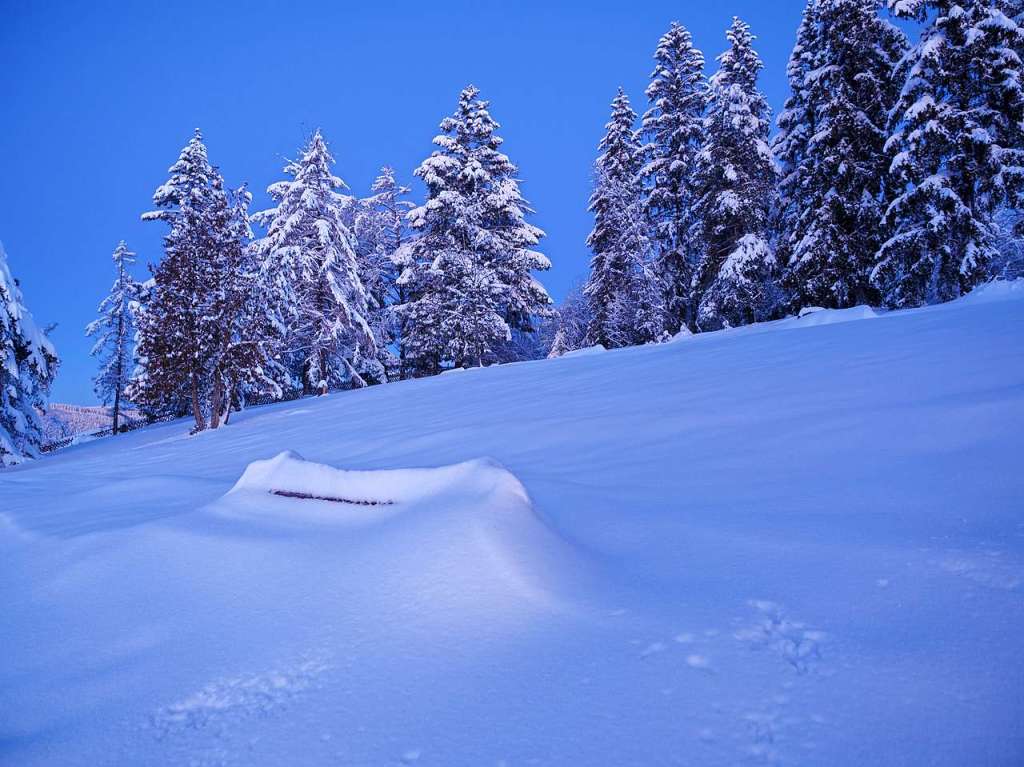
90,83,552,434
553,0,1024,354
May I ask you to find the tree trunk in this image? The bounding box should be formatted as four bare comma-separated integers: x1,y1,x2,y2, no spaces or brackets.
191,376,207,432
112,309,124,435
224,378,235,425
210,374,223,430
112,388,121,436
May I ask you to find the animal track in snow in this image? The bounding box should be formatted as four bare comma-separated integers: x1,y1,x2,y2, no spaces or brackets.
735,601,825,674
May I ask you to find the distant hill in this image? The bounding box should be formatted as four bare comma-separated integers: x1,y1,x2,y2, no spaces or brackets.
40,403,141,443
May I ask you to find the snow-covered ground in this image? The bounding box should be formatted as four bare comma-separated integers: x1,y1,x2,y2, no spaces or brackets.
2,283,1023,766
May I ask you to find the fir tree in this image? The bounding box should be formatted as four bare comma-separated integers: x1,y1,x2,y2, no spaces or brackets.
584,89,666,348
399,86,551,372
0,241,57,465
204,181,283,428
547,285,592,358
772,0,822,295
86,241,139,434
141,128,212,225
875,0,1024,307
130,130,219,430
253,130,375,393
691,18,779,330
642,22,707,333
354,167,413,381
776,0,907,310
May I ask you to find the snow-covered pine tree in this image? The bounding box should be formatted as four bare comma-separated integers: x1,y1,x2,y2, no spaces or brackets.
354,167,413,381
466,90,553,336
399,86,550,372
642,22,707,333
584,88,666,348
547,285,592,357
0,241,58,465
86,241,139,434
252,130,375,394
775,0,907,311
772,0,821,298
875,0,1024,307
141,128,212,225
993,207,1024,278
691,18,779,330
130,130,218,430
204,181,284,428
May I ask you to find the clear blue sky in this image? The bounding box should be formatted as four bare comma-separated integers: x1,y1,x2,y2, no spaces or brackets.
2,0,809,403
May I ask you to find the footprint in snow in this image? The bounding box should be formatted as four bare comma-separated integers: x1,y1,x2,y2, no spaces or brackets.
735,600,825,674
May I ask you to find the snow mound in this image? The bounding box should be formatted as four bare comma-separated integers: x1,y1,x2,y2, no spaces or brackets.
229,449,452,509
669,327,694,342
561,344,606,358
218,451,590,614
786,304,879,328
957,277,1024,305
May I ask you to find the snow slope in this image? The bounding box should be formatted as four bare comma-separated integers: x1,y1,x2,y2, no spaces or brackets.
2,284,1023,766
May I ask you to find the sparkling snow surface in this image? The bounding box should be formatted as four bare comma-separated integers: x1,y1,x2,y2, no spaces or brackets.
2,283,1023,766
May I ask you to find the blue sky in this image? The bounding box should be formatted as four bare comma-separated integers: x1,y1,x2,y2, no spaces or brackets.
2,0,812,403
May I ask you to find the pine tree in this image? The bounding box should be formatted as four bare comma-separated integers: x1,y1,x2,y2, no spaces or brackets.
354,167,413,381
253,130,375,393
204,181,284,428
993,207,1024,278
0,241,58,465
642,22,707,333
775,0,907,311
691,18,779,330
584,89,666,348
399,86,551,372
875,0,1024,307
130,130,218,430
86,241,139,434
141,128,213,225
547,285,592,357
773,0,822,294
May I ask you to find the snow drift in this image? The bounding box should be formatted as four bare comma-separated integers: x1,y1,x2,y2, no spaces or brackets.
219,450,591,615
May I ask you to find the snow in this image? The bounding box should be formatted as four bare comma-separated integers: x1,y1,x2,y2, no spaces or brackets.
2,283,1024,765
561,343,606,357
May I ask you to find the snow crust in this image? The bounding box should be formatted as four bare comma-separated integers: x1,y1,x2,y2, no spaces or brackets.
2,282,1023,766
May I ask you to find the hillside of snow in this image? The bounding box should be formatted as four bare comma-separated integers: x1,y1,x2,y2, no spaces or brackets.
2,283,1023,766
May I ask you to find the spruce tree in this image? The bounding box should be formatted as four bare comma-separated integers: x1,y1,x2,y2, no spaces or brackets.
547,285,592,358
691,18,779,330
354,167,413,381
584,89,666,348
86,241,139,434
253,130,375,393
130,130,218,430
776,0,907,310
399,86,551,372
772,0,821,297
141,128,213,225
642,22,707,333
0,241,57,465
204,181,284,427
875,0,1024,307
